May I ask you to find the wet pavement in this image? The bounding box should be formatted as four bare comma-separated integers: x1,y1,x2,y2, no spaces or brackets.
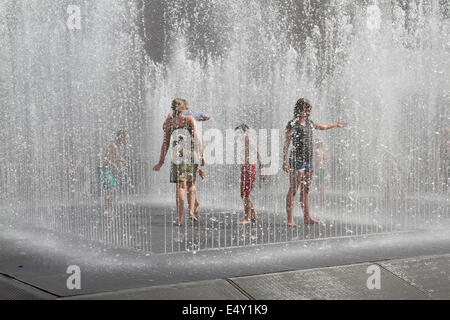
0,218,449,299
13,203,407,254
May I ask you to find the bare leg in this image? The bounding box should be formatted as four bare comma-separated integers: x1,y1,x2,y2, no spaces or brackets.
187,182,198,222
286,171,300,227
319,183,325,204
299,177,305,212
249,199,258,222
301,172,319,224
194,182,200,215
103,188,116,217
174,182,186,226
238,196,252,225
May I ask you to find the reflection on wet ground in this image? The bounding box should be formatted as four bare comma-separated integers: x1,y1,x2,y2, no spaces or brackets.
18,203,405,254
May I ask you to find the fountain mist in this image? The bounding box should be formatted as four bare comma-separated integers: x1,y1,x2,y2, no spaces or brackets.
1,0,448,253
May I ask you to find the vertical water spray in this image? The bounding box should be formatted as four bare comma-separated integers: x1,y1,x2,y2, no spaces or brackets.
145,0,449,252
0,0,149,249
0,0,448,254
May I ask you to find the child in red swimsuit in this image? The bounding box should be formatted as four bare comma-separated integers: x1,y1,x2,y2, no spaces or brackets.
240,164,257,199
235,124,266,225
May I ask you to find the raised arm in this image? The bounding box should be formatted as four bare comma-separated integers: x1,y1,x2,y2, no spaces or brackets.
314,121,347,130
282,129,291,173
188,116,204,166
192,110,211,122
68,156,83,175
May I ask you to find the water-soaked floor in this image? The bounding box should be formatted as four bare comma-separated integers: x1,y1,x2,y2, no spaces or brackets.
147,205,397,253
17,203,405,254
1,217,449,297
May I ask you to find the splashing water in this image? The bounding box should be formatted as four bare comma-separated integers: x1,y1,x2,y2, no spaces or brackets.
0,0,449,253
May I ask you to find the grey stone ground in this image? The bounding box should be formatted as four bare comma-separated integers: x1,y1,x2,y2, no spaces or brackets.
0,220,449,300
59,254,450,300
0,254,448,300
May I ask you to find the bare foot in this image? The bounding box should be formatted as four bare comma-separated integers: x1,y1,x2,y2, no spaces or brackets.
237,219,251,225
304,216,319,225
188,215,198,222
287,221,297,227
194,202,200,216
104,213,119,219
251,214,259,223
173,220,183,227
103,210,114,218
198,169,206,180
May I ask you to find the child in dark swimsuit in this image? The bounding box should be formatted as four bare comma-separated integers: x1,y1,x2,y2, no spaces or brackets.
283,98,347,227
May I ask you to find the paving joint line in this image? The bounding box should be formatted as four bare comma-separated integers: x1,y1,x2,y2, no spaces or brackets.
225,279,255,300
0,272,59,299
373,262,432,300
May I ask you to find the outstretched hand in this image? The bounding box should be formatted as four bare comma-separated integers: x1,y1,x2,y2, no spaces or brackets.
337,121,348,128
153,163,163,171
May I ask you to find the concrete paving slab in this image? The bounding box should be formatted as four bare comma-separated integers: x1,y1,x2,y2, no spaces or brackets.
231,263,428,300
62,279,248,300
0,274,56,300
380,254,450,300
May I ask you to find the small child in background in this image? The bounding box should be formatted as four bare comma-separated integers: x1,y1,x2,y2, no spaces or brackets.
235,124,266,225
97,130,130,217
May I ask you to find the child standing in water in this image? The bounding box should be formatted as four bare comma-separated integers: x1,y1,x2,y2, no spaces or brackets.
283,99,347,227
97,130,130,217
153,98,205,226
162,106,211,215
235,124,266,225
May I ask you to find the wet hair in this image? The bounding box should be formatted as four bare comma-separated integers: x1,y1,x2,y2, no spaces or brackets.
235,123,250,132
294,98,312,119
116,129,129,140
171,98,187,113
